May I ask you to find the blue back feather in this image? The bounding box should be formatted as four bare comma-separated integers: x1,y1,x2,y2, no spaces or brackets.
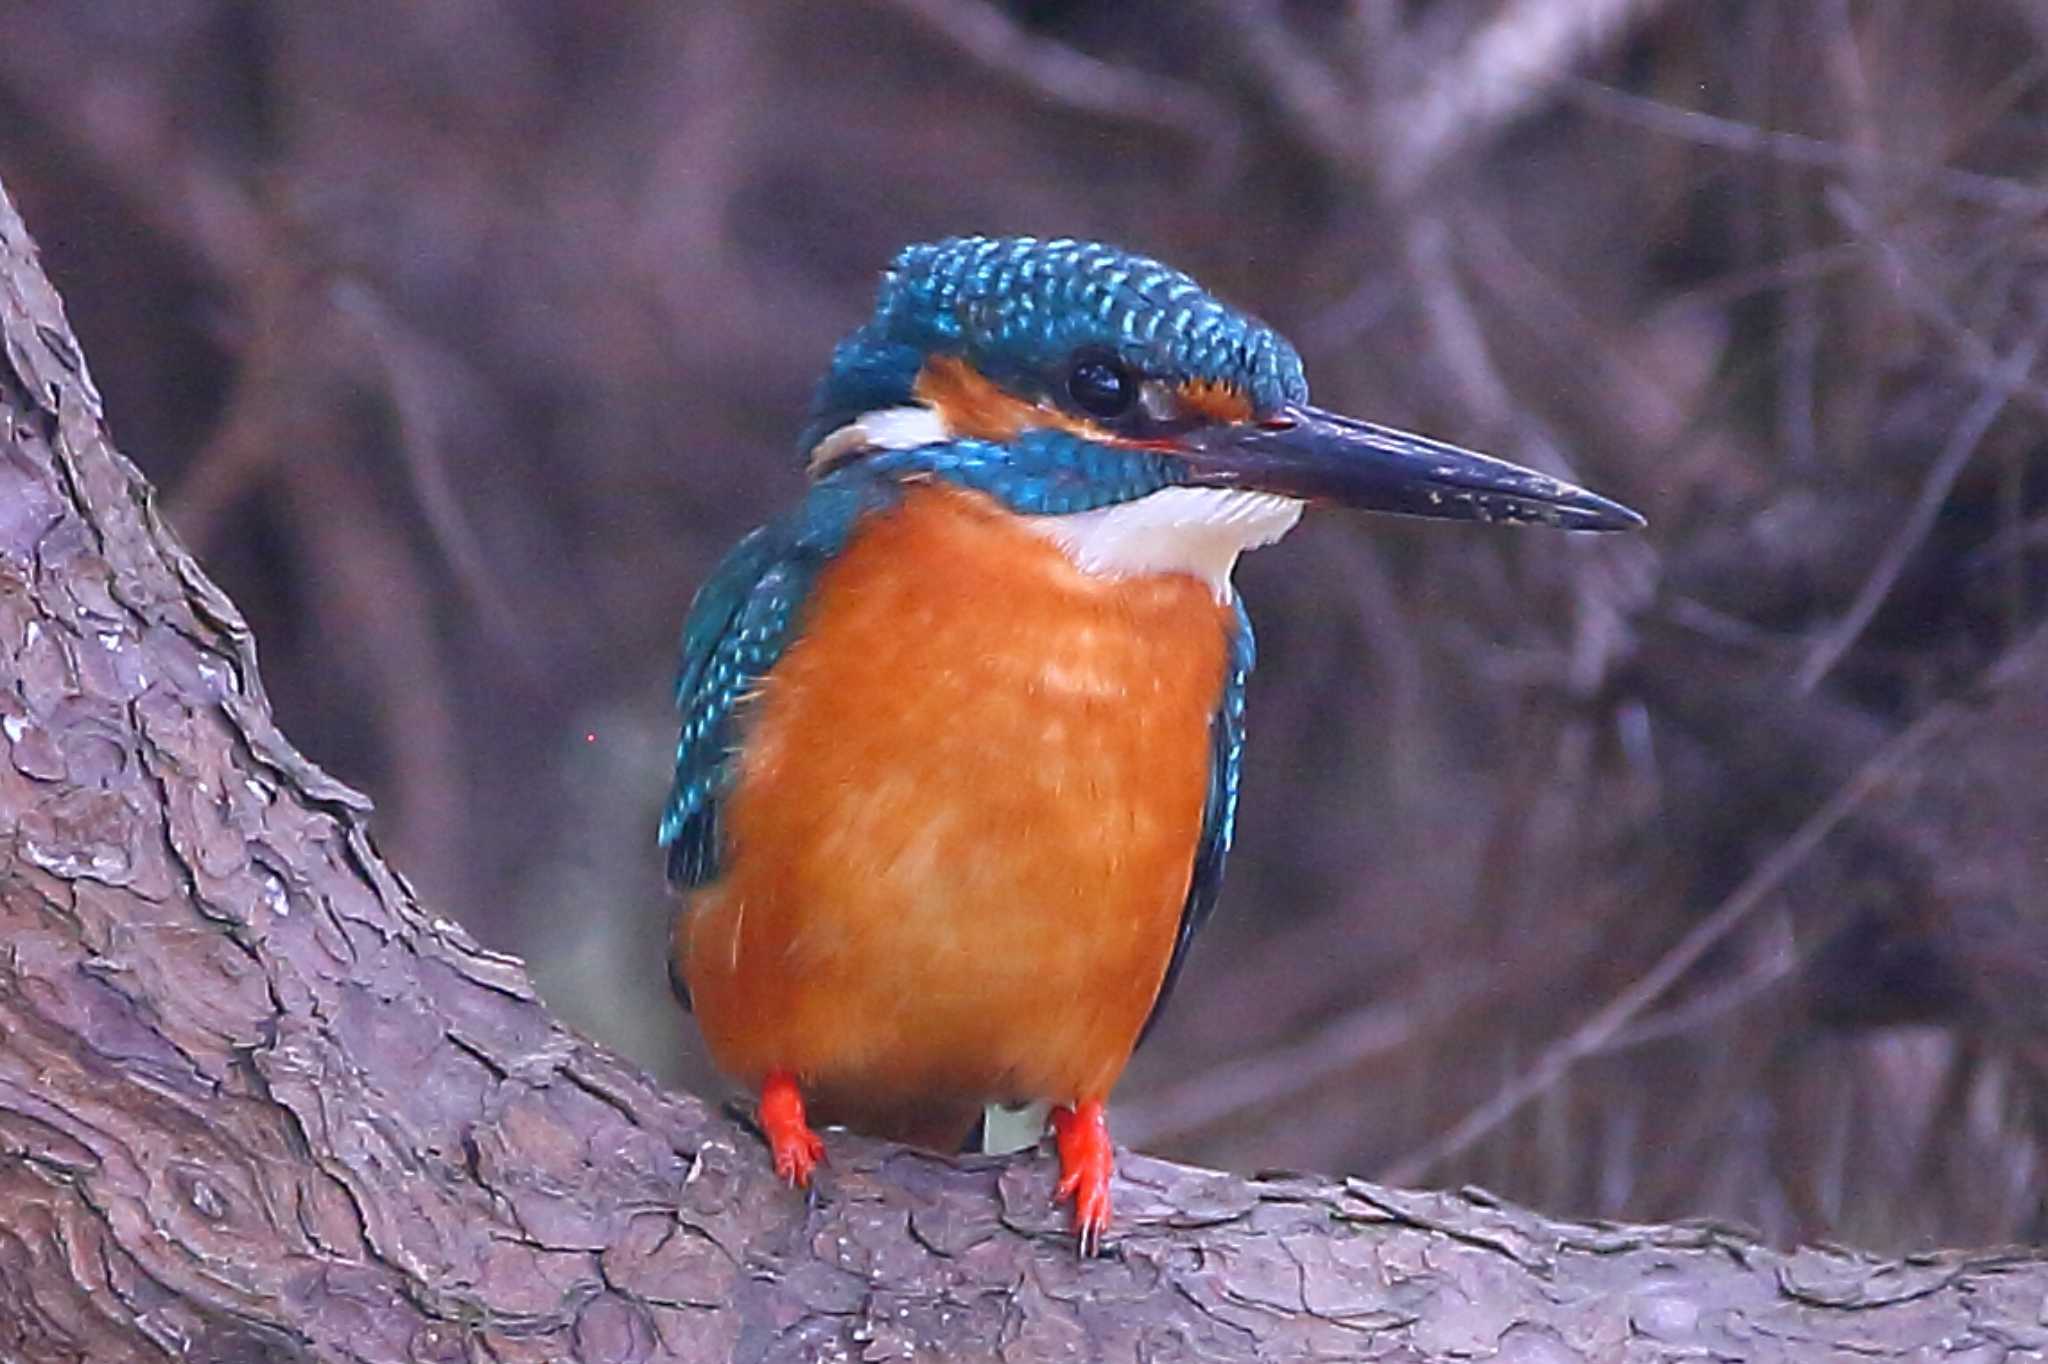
660,475,900,887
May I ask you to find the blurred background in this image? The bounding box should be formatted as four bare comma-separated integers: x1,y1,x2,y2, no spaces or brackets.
2,0,2044,1253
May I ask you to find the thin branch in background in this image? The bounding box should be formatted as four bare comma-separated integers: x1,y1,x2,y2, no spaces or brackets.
1300,268,1402,353
1382,620,2048,1187
284,456,465,902
1321,528,1431,808
1827,188,2048,428
1773,153,1822,472
332,281,529,656
875,0,1243,175
2001,442,2029,648
1382,0,1675,193
1605,910,1804,1052
1336,0,1402,92
1663,597,1804,656
1564,77,2048,216
0,18,272,289
1118,968,1488,1148
1407,212,1658,521
1458,215,1700,450
1199,0,1368,173
1927,52,2048,203
1405,213,1654,699
166,261,299,549
1964,513,2048,574
1794,328,2041,693
1652,241,1869,323
632,8,762,329
1405,213,1514,422
1218,0,1676,194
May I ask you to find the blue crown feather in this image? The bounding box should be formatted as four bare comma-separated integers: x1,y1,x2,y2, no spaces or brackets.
803,235,1307,452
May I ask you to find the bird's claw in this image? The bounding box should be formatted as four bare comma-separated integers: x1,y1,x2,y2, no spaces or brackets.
760,1070,826,1188
772,1125,826,1187
1051,1099,1113,1255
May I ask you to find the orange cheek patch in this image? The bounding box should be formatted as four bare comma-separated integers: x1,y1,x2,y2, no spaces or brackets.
913,356,1120,445
1176,378,1254,424
913,355,1036,441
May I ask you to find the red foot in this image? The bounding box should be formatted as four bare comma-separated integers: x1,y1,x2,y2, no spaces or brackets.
1051,1099,1114,1254
759,1070,825,1187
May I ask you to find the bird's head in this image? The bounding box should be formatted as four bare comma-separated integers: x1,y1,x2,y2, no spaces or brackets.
803,237,1640,593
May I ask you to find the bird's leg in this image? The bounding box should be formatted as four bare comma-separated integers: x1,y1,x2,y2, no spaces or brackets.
1050,1098,1113,1254
759,1069,826,1187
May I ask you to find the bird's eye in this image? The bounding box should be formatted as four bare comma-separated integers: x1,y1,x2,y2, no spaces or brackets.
1066,354,1137,420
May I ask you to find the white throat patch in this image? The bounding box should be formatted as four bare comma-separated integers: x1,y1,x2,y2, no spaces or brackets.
1024,488,1304,602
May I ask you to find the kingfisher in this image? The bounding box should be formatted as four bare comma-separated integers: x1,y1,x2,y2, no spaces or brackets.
661,236,1642,1250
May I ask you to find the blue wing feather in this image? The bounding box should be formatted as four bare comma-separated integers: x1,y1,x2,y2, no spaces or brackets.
1139,596,1254,1043
660,476,898,890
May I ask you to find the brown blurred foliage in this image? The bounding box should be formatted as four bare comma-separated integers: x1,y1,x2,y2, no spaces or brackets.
2,0,2043,1252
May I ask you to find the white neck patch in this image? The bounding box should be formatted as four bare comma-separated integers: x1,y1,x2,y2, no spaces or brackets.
809,404,951,472
1024,488,1304,602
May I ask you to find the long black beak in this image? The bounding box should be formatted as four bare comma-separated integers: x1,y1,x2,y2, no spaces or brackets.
1178,404,1644,531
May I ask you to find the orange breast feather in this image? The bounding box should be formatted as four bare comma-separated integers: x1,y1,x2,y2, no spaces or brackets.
676,484,1232,1145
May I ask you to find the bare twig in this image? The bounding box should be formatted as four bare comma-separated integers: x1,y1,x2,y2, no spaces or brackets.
876,0,1241,166
1605,914,1804,1052
1383,619,2048,1186
1999,445,2029,647
1200,0,1368,172
1406,214,1514,421
1405,214,1655,697
332,281,528,652
1212,0,1676,192
283,455,466,901
0,19,273,288
1651,241,1868,323
1827,189,2048,427
1564,78,2048,216
166,260,300,549
1794,328,2040,693
1458,215,1699,450
1118,968,1487,1148
1383,0,1676,192
1773,152,1822,471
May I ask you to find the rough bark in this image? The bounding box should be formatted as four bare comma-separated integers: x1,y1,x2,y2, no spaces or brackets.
0,176,2042,1364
